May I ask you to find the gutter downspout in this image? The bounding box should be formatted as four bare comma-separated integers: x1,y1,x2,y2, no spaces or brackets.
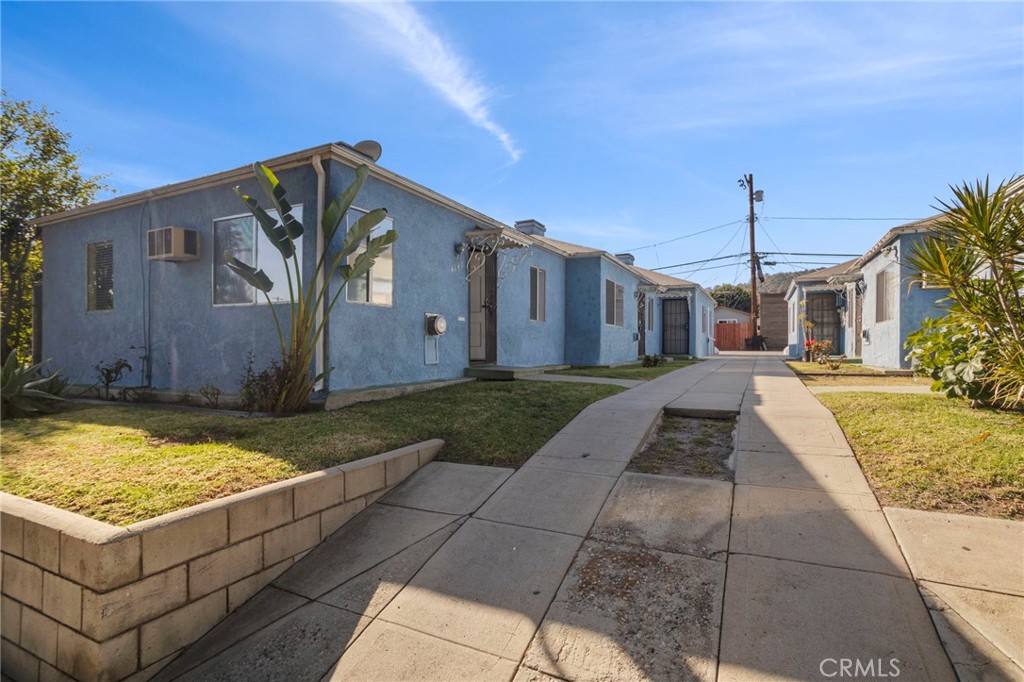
312,154,326,392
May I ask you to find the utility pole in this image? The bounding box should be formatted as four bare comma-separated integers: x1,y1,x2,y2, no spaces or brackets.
746,173,759,341
739,173,763,349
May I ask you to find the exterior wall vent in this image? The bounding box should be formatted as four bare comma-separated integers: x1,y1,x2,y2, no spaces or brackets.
514,219,546,236
147,227,200,261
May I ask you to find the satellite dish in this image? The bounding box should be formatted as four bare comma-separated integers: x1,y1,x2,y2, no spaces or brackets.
353,140,382,162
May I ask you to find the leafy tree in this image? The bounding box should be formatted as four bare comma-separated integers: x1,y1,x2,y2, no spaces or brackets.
906,176,1024,409
709,283,751,312
230,163,396,412
1,92,108,361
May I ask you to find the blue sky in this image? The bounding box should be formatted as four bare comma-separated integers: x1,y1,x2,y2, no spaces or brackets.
3,1,1022,286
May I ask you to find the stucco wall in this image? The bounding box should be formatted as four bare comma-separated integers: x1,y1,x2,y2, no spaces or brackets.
596,258,641,364
860,250,903,368
690,287,716,357
643,294,663,357
41,159,577,395
564,258,602,365
563,257,640,365
323,162,476,390
496,246,566,367
40,166,318,393
898,233,950,367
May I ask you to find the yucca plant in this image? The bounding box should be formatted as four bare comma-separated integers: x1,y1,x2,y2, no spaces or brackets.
227,163,396,413
1,353,68,419
907,176,1024,409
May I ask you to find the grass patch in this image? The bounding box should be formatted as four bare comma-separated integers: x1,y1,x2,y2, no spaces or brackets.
629,415,735,480
785,361,886,376
817,392,1024,519
799,375,926,387
551,362,697,381
1,380,621,525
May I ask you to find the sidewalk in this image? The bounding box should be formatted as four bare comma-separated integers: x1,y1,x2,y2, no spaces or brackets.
152,356,1007,681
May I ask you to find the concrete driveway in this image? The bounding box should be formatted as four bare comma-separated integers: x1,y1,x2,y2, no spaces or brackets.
151,356,1017,681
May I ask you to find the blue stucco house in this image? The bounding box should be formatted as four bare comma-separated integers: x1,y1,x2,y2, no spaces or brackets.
784,259,861,360
784,218,950,368
35,141,715,403
854,219,950,369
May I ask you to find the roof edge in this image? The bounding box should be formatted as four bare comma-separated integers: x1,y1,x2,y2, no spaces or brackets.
34,142,511,233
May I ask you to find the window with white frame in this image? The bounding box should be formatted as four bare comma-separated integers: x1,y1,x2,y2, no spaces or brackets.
530,267,546,321
605,279,624,326
345,208,395,306
87,241,114,311
875,268,895,322
702,306,708,333
213,207,303,305
647,298,654,331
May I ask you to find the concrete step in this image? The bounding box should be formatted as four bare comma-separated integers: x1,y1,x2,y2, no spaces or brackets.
463,364,569,380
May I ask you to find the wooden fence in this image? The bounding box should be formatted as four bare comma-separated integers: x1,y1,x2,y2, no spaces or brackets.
714,322,752,351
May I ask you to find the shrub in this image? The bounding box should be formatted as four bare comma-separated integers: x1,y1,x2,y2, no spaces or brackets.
907,176,1024,408
641,355,662,367
94,358,132,400
1,354,68,419
808,339,833,364
199,383,221,409
238,352,293,414
906,317,992,404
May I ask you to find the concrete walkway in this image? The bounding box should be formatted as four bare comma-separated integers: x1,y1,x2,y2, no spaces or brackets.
885,508,1023,680
153,356,1009,681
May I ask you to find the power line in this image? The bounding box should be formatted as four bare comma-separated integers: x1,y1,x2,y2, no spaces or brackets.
652,251,746,272
764,216,917,221
653,250,857,272
673,260,752,277
760,251,861,257
623,218,745,252
687,221,748,280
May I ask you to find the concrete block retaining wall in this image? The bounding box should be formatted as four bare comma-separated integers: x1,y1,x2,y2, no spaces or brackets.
0,439,443,681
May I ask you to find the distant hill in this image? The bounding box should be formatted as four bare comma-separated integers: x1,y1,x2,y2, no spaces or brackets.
759,269,814,294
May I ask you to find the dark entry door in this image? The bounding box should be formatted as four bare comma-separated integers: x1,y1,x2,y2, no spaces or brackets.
662,298,690,355
637,293,647,356
806,292,841,350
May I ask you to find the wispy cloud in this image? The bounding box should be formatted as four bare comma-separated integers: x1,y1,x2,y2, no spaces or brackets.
340,1,522,163
544,3,1023,136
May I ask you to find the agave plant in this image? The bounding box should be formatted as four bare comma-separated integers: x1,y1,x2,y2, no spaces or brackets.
906,176,1024,409
1,354,68,419
227,163,396,413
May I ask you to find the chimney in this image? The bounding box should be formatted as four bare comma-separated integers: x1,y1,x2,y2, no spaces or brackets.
514,219,546,236
615,253,635,266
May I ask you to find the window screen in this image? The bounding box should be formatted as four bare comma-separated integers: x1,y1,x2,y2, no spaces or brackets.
87,242,113,311
605,279,624,326
530,267,546,321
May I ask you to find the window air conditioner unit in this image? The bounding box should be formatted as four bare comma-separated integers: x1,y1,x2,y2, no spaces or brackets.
147,227,200,262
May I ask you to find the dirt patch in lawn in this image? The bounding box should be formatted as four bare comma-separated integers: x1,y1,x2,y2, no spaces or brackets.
629,415,736,481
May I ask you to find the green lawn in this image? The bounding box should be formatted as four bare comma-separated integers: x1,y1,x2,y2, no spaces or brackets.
799,375,926,387
1,380,621,525
785,360,886,376
817,392,1024,519
550,361,697,381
